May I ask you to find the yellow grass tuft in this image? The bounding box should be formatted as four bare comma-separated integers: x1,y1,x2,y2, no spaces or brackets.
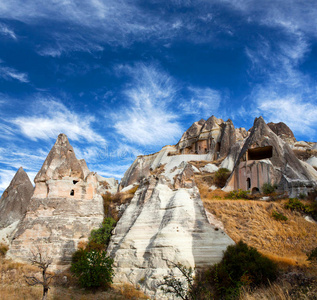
114,283,149,299
240,282,291,300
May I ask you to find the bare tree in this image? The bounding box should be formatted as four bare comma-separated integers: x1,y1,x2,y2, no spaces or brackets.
24,247,54,300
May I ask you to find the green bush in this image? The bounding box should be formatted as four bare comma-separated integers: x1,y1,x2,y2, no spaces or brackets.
272,210,288,221
262,183,277,195
227,189,250,199
284,198,317,221
214,168,231,188
307,247,317,261
89,217,116,250
71,249,114,289
193,241,278,299
284,198,306,212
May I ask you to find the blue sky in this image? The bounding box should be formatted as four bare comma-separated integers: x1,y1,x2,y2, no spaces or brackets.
0,0,317,193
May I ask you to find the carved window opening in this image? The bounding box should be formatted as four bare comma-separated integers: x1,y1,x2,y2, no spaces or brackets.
247,178,251,190
248,146,273,161
252,187,260,195
70,189,74,196
73,180,79,185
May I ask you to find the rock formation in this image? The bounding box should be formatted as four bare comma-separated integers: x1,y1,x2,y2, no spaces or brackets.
6,134,112,269
267,121,296,144
0,167,33,245
224,117,317,196
176,116,237,160
108,170,234,298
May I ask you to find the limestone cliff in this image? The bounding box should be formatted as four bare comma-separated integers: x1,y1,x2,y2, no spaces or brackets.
7,134,105,268
0,167,33,244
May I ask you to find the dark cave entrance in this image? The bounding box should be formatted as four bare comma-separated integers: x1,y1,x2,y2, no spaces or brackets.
248,146,273,160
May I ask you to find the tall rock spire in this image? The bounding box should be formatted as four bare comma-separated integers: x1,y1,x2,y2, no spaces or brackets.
7,134,104,268
0,167,33,243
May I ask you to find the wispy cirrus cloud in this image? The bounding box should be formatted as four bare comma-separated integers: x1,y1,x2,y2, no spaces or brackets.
244,31,317,139
180,86,222,118
10,97,106,145
219,0,317,37
0,1,235,55
0,62,29,83
0,23,17,39
113,63,182,146
256,97,317,139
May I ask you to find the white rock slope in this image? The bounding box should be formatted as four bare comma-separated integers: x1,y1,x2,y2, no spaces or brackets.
108,175,234,298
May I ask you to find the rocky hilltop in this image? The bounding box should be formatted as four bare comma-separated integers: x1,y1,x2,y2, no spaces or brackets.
1,116,317,298
0,167,33,245
7,134,118,268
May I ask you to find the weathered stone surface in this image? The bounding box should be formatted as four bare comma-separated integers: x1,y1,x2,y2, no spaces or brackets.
120,145,212,189
7,134,104,268
224,117,316,197
108,176,234,298
267,122,296,144
35,134,84,182
0,167,33,244
201,163,219,173
176,116,237,160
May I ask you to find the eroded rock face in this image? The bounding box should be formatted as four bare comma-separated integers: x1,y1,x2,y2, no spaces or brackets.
176,116,237,160
0,167,33,244
224,117,317,196
108,175,234,298
7,134,104,269
267,122,296,144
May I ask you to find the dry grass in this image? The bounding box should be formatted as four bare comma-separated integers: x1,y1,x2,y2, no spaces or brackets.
103,186,139,220
195,175,228,200
0,257,146,300
114,283,149,299
240,282,291,300
203,199,317,265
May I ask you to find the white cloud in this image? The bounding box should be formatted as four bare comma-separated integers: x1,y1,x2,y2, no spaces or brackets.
0,64,29,83
0,23,17,39
113,63,182,146
256,97,317,139
93,163,133,180
244,32,317,141
11,98,106,145
0,169,16,193
219,0,317,37
181,86,222,118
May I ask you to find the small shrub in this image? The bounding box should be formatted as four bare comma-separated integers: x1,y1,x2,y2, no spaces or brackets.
272,210,288,221
262,183,277,195
227,189,250,199
71,249,114,289
214,168,231,188
193,241,278,299
160,262,195,300
307,247,317,261
89,217,116,250
0,243,8,256
284,198,306,211
299,193,307,199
